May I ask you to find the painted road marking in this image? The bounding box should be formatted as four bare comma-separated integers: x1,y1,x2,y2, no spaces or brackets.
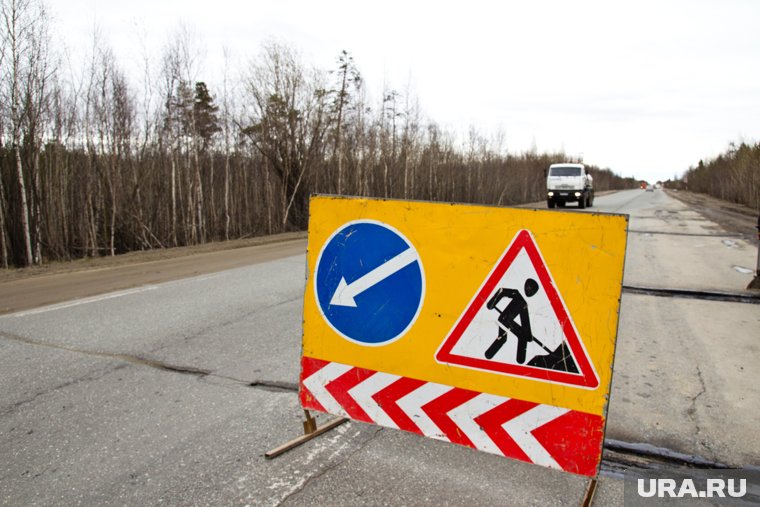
7,286,158,318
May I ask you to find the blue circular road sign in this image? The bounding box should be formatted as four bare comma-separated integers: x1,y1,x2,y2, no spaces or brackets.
314,220,425,346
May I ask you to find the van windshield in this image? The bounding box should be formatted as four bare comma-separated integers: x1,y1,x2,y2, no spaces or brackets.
550,166,582,177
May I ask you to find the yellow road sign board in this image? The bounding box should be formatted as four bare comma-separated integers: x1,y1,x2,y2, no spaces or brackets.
299,195,628,476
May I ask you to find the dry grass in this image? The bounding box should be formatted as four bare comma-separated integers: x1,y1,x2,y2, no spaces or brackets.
0,231,307,284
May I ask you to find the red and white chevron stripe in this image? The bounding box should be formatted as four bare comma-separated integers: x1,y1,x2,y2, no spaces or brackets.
300,356,605,477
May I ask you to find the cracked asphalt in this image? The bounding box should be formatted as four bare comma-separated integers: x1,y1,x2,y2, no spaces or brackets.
0,189,758,506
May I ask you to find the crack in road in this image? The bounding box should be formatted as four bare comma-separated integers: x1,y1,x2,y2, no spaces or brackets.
629,229,746,238
0,329,213,376
602,438,730,472
598,436,758,483
248,380,299,393
687,364,720,459
0,331,298,412
622,285,760,305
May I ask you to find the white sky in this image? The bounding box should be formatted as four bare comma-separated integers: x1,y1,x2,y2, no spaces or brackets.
50,0,760,183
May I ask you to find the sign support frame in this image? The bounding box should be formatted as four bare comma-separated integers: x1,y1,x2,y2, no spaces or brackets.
581,477,598,507
264,410,347,459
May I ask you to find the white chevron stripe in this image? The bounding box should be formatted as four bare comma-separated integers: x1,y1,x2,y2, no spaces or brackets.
502,404,569,470
396,382,452,441
447,393,508,455
302,362,353,417
348,372,401,429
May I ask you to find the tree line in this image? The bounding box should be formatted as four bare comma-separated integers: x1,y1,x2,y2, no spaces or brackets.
674,141,760,211
0,0,637,268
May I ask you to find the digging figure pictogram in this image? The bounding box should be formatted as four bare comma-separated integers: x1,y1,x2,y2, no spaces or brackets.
485,278,579,373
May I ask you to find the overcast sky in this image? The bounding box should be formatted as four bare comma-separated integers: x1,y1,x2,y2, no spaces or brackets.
51,0,760,183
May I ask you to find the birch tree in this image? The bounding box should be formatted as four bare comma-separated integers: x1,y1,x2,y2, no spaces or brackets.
0,0,50,265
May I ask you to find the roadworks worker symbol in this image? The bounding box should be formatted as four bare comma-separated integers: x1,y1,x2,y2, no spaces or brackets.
436,229,599,389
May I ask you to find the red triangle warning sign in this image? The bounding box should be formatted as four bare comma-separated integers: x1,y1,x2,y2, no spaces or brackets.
435,229,599,389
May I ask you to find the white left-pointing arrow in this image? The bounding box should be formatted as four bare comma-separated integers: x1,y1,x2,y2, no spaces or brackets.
330,247,418,307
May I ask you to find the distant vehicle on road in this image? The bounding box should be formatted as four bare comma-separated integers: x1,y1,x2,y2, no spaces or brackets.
546,163,594,209
646,185,654,192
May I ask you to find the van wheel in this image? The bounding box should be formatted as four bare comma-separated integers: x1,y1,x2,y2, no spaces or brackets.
578,197,586,209
548,200,555,209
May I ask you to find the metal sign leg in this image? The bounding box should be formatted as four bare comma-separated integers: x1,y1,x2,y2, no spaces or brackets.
581,478,598,507
265,410,348,459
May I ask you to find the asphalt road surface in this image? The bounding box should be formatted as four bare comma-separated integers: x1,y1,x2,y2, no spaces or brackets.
1,189,758,506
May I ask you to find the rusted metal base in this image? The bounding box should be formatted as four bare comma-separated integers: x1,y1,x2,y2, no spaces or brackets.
265,410,348,459
581,478,598,507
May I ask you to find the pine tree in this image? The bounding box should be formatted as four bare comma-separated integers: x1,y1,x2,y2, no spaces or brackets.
193,81,220,151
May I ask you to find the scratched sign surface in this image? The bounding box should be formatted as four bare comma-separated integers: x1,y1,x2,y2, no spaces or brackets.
300,196,628,477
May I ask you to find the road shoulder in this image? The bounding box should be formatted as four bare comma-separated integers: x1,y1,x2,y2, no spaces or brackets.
0,233,307,315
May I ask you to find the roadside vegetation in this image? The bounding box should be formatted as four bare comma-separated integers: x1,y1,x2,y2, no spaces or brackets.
0,0,636,268
672,141,760,210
